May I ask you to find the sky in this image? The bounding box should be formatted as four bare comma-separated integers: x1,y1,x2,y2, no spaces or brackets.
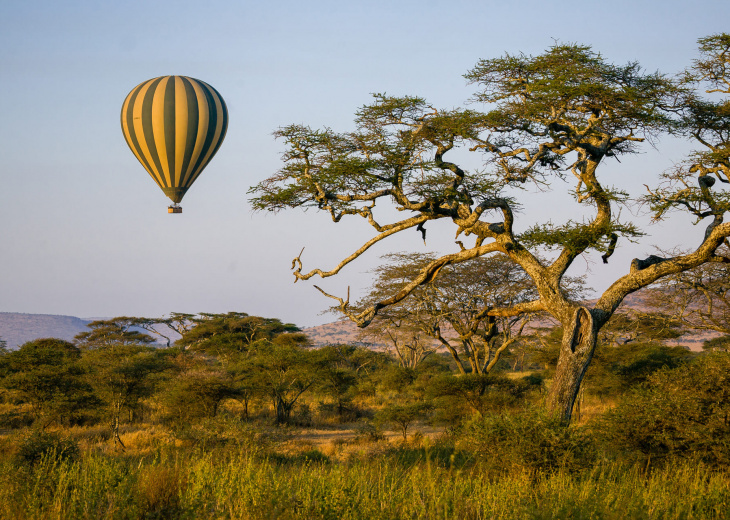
1,0,728,328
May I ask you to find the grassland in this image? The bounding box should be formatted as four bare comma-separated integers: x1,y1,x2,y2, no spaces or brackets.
1,415,728,520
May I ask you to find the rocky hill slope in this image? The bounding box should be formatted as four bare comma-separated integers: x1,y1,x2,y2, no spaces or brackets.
0,313,91,348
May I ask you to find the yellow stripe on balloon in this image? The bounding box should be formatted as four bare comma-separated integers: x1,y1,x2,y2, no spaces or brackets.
151,76,171,187
131,79,165,188
173,76,188,187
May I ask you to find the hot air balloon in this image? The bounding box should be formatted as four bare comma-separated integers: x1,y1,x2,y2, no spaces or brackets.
120,76,228,213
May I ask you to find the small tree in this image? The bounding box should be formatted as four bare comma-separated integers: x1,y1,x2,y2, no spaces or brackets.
356,253,561,374
316,345,362,419
250,342,321,425
376,402,432,442
82,344,170,448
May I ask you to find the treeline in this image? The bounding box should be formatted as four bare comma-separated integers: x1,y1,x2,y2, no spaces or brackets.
1,309,729,470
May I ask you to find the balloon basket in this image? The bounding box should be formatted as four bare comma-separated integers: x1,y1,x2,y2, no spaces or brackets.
168,205,182,214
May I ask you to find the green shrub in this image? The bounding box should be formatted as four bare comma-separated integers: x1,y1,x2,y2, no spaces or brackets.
15,430,80,465
457,409,597,475
428,372,542,424
592,352,730,467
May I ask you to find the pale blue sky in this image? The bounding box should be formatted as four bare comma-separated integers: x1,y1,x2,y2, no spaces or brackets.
0,0,728,327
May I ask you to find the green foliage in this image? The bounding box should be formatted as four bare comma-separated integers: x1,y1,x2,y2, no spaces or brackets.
15,430,79,465
704,335,730,351
428,372,542,420
0,338,97,427
375,402,432,442
82,344,171,435
74,317,156,348
519,220,644,256
584,342,693,397
315,346,362,421
593,352,730,467
248,342,323,425
163,368,238,428
177,312,305,358
457,409,598,476
466,44,680,141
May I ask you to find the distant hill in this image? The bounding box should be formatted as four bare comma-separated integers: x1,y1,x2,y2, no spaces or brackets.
2,290,721,351
302,320,378,348
0,313,91,348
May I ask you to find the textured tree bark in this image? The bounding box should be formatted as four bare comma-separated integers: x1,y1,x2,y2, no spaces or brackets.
546,307,597,424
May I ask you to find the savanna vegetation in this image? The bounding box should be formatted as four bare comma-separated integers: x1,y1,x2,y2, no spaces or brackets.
2,34,730,518
0,296,729,519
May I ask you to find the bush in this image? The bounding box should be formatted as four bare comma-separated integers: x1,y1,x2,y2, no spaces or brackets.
457,409,597,475
0,411,34,429
592,352,730,467
376,402,432,442
355,421,385,442
15,430,80,465
428,372,543,426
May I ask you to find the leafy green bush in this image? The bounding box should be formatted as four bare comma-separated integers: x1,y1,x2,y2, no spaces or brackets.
457,409,597,475
428,372,543,426
592,352,730,467
376,402,432,442
15,430,79,465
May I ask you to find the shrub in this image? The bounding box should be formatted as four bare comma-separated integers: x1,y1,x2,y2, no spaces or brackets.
592,352,730,467
0,411,34,429
15,430,80,465
427,373,543,429
457,409,597,475
355,421,385,442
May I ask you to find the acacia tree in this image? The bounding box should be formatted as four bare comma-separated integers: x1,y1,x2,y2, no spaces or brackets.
176,312,303,359
356,253,543,374
250,39,730,423
82,344,169,449
0,339,96,428
646,245,730,340
74,317,156,348
352,259,438,368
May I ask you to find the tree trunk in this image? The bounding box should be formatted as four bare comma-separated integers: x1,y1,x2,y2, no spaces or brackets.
275,398,292,425
546,307,597,424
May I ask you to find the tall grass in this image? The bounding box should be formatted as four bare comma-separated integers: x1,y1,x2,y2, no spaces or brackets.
0,448,728,519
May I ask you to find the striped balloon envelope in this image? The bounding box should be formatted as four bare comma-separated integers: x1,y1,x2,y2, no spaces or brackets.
120,76,228,212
